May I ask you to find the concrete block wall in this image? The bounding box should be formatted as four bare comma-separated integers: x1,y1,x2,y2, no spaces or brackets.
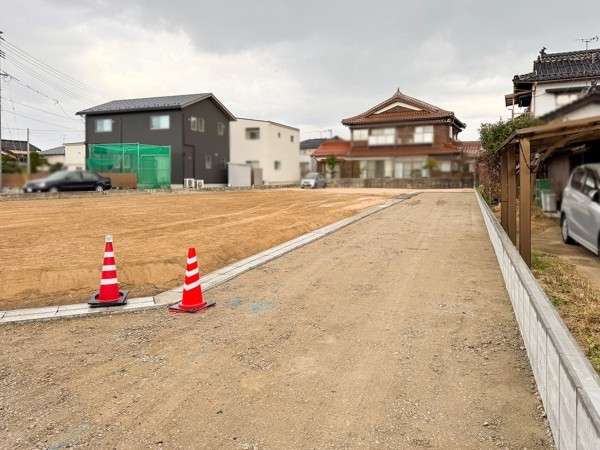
475,191,600,449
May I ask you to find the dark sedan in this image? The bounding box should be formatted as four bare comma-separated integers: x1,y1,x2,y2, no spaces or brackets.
23,171,112,193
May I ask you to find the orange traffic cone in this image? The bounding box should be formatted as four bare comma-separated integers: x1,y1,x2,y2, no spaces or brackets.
169,248,215,313
88,235,129,307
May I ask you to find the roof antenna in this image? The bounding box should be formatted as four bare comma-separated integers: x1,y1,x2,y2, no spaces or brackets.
575,36,598,50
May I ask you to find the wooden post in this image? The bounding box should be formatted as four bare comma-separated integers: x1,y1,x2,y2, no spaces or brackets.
501,150,508,231
507,145,517,244
519,139,532,267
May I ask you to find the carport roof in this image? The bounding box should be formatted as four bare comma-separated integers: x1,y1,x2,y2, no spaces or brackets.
499,114,600,156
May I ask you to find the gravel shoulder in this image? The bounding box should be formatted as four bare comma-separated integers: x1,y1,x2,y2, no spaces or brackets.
0,192,552,449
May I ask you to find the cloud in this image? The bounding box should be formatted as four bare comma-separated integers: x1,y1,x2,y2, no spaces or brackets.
3,0,600,147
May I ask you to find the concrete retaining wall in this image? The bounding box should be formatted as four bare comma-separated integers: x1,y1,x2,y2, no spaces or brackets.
475,191,600,449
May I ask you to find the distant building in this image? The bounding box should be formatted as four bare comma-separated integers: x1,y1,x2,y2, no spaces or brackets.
41,146,65,167
41,142,86,171
312,89,480,179
77,93,236,186
230,118,300,185
1,139,41,162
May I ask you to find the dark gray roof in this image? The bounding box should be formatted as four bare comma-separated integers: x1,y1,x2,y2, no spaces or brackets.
300,138,325,150
76,93,237,119
42,146,65,156
300,137,342,150
514,48,600,83
1,139,42,152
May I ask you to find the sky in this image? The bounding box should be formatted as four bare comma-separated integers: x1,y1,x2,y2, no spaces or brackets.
2,0,600,150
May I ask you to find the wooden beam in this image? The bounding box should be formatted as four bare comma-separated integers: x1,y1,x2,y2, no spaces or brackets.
519,139,532,267
507,145,518,244
501,150,508,232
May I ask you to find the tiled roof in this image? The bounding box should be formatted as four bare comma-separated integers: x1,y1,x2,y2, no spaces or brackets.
312,140,351,158
1,139,42,153
458,141,483,158
77,93,237,119
514,48,600,83
42,146,65,156
300,137,342,150
342,89,464,128
300,138,325,150
348,144,462,158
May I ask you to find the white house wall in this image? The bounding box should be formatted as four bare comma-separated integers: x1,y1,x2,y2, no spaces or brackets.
230,119,300,185
560,104,600,121
533,80,590,117
64,143,86,171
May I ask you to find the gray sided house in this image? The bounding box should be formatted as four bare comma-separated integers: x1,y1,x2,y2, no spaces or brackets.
76,93,236,185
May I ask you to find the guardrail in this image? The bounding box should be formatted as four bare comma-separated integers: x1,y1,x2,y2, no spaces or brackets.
475,190,600,449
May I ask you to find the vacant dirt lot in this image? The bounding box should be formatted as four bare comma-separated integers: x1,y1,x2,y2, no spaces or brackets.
0,193,551,449
0,188,409,311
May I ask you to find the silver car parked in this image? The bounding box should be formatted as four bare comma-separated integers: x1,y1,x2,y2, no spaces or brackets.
300,172,327,189
561,163,600,255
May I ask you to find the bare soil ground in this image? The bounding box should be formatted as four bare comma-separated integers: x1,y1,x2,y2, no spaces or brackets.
0,192,552,449
0,188,410,311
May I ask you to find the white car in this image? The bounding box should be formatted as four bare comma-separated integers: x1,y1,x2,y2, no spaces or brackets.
300,172,327,189
561,164,600,255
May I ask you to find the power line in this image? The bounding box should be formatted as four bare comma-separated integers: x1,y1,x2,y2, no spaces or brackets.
1,37,112,99
0,96,83,122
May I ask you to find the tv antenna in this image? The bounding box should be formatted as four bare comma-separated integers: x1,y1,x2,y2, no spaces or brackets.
575,36,599,50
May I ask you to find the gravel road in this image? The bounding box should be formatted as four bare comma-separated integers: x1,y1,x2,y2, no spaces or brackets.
0,192,552,449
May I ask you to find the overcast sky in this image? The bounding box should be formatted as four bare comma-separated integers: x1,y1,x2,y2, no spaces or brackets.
2,0,600,149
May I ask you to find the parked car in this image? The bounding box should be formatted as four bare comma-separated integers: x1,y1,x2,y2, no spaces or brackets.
300,172,326,189
561,163,600,255
23,170,112,193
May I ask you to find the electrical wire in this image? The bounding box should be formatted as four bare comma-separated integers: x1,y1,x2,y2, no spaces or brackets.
1,96,83,122
1,38,112,99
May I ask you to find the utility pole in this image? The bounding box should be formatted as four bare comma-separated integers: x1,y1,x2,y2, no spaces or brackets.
0,30,4,191
27,128,30,175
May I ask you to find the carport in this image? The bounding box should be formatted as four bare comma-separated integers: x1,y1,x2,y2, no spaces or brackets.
497,115,600,266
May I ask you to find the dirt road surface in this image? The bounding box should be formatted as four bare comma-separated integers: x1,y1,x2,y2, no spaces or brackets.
0,188,406,310
0,192,552,449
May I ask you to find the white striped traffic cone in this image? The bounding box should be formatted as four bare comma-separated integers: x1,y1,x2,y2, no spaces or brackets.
88,235,128,307
169,248,215,313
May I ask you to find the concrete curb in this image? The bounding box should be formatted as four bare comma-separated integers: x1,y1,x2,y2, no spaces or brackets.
0,194,417,324
475,190,600,449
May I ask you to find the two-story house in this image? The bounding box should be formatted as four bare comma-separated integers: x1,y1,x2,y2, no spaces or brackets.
506,47,600,119
229,118,300,185
77,93,236,186
506,48,600,202
313,89,479,179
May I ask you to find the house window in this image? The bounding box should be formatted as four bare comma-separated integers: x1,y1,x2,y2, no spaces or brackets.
95,118,112,133
246,128,260,140
218,122,226,136
440,161,452,172
245,160,260,169
414,126,434,144
353,129,368,141
274,160,281,170
221,157,227,169
368,128,395,146
290,135,295,143
278,132,281,138
190,117,205,132
150,115,170,130
205,155,212,169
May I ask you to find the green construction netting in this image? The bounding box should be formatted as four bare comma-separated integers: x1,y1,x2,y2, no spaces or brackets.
87,143,171,189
